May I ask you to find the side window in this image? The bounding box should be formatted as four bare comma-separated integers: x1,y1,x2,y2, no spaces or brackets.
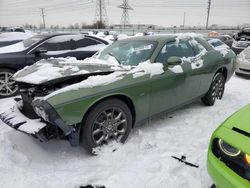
189,39,206,55
39,35,73,51
156,41,194,63
75,37,101,49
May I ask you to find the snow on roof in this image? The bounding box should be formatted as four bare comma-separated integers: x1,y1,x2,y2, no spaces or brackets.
45,43,105,56
46,35,85,43
0,32,34,42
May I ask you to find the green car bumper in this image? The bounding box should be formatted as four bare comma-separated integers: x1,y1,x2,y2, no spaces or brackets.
208,150,249,188
207,105,250,188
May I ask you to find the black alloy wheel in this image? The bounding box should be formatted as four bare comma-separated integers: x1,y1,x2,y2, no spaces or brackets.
202,72,225,106
80,98,132,154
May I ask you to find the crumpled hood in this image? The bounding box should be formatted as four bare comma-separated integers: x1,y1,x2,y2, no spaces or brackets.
13,57,122,85
222,104,250,134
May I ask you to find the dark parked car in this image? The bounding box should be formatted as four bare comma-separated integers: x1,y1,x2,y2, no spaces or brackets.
216,35,233,47
232,28,250,54
0,33,110,97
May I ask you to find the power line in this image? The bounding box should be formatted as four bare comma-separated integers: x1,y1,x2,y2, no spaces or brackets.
206,0,211,29
118,0,133,27
94,0,108,27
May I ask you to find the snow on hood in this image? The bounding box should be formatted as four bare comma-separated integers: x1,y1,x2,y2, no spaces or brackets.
0,42,27,54
43,60,164,99
13,57,123,84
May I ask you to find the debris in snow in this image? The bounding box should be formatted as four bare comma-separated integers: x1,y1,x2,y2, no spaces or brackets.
78,185,105,188
172,155,199,168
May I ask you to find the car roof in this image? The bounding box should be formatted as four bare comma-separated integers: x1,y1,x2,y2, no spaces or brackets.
122,34,204,43
123,34,180,42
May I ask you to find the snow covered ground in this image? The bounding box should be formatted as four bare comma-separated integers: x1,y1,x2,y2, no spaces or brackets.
0,75,249,188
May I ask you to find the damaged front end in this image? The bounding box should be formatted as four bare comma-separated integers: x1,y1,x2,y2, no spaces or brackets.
0,81,79,146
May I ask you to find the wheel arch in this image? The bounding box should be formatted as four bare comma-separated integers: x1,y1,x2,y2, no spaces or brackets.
215,66,228,80
0,66,18,72
81,94,136,128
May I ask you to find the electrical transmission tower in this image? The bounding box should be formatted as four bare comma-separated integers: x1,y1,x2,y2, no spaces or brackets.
118,0,133,28
206,0,211,29
40,8,46,29
94,0,108,28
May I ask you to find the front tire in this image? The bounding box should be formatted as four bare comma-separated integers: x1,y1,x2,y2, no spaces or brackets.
0,68,19,98
201,72,225,106
80,98,132,154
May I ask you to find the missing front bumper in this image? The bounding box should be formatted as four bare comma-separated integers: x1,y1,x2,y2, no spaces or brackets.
0,102,48,141
0,100,80,146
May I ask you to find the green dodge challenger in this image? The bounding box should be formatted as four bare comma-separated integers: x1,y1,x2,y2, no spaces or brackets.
0,34,235,153
208,104,250,188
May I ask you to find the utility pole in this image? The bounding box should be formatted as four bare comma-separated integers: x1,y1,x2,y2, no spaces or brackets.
183,12,186,27
99,0,102,25
206,0,211,29
94,0,108,28
118,0,133,28
40,8,46,29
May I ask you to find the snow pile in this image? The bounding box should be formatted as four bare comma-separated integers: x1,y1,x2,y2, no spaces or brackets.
0,42,26,54
128,60,164,78
0,76,250,188
0,32,33,42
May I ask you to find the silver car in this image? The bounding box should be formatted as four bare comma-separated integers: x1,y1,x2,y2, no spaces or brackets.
235,47,250,76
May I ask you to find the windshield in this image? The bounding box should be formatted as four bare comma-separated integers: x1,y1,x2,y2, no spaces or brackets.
22,35,46,48
98,40,157,66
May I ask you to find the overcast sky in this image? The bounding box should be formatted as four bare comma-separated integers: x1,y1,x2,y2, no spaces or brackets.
0,0,249,27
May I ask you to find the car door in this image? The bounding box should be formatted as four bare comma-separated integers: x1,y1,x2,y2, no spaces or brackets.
148,40,202,116
71,37,105,60
36,35,73,59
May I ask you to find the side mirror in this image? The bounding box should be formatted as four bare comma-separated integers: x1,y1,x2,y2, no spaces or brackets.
35,47,47,55
167,56,182,66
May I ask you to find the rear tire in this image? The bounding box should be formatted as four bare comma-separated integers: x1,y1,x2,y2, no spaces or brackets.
0,68,18,98
201,72,225,106
80,98,132,154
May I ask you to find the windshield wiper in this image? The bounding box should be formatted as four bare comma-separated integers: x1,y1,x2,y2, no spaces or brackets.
108,52,121,65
